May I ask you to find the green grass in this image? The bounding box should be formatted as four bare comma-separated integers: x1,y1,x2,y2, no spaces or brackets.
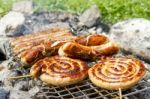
33,0,94,14
94,0,150,23
1,0,150,24
0,0,17,17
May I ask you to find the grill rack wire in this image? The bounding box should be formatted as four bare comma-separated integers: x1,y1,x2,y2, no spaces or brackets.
38,78,150,99
12,51,150,99
36,53,150,99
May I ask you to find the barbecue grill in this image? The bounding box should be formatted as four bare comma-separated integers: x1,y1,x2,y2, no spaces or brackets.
8,51,150,99
35,53,150,99
1,11,150,99
38,75,150,99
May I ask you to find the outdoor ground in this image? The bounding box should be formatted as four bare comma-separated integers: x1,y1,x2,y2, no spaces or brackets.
0,0,150,24
1,0,150,99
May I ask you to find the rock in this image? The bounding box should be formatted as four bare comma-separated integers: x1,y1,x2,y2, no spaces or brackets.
2,86,13,92
1,69,19,87
14,81,28,91
57,13,75,22
147,79,150,82
110,18,150,62
2,59,16,70
28,80,35,88
143,63,150,80
76,30,89,36
41,22,70,31
34,22,70,34
78,5,101,27
98,22,110,33
0,60,23,87
88,27,96,34
144,72,150,81
0,11,25,36
0,37,10,58
30,22,70,34
12,0,33,15
20,11,77,35
9,90,31,99
0,87,9,99
96,26,103,34
0,68,11,82
29,86,40,96
28,79,42,88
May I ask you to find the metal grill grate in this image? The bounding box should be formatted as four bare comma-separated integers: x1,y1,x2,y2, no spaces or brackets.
40,78,150,99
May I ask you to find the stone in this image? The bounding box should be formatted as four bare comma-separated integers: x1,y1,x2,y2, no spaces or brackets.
9,90,31,99
57,12,75,21
1,58,20,70
29,86,40,96
12,0,33,15
0,87,9,99
0,11,25,36
32,22,70,34
147,79,150,82
0,68,11,82
96,27,103,34
0,37,10,58
144,72,150,81
14,81,28,91
0,60,23,87
78,5,101,27
28,79,42,88
88,27,96,34
76,30,90,36
143,63,150,80
1,69,18,87
2,86,13,92
20,12,77,35
28,80,35,88
110,18,150,62
42,22,70,31
98,22,110,33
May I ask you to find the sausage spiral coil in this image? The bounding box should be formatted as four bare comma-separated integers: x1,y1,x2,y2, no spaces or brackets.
88,57,146,90
30,56,89,86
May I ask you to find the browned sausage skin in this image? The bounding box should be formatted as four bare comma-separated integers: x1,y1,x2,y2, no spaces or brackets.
59,34,119,60
30,56,89,86
88,57,146,90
